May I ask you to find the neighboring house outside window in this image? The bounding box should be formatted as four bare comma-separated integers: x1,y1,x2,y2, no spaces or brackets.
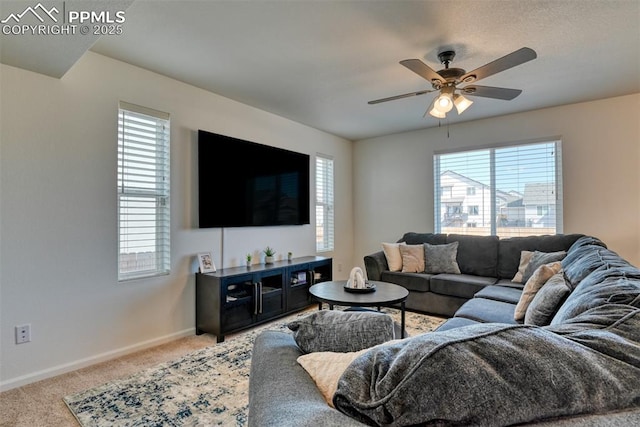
117,102,171,281
434,140,562,237
316,154,334,252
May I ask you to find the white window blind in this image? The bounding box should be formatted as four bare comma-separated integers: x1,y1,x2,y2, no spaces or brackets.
434,140,562,238
118,102,170,281
316,154,334,252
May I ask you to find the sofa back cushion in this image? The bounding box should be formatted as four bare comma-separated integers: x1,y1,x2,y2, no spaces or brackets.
446,234,499,277
561,244,631,288
398,232,447,245
551,268,640,325
497,234,585,279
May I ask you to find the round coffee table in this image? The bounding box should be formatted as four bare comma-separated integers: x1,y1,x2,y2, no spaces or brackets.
308,280,409,338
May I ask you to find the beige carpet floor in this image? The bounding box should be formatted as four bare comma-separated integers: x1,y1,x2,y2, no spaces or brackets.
0,307,444,426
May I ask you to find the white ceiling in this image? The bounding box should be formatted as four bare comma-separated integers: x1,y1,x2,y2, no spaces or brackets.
2,0,639,140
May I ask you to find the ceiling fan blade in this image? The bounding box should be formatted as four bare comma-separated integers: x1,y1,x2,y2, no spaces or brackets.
461,85,522,100
460,47,537,83
400,59,446,85
368,89,434,104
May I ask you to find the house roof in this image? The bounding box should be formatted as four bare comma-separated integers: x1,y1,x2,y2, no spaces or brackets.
523,183,556,205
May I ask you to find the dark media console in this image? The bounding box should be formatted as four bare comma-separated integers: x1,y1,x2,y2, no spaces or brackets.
196,256,332,342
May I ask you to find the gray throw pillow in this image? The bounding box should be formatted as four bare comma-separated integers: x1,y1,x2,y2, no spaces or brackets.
424,242,461,274
287,310,395,354
525,271,572,326
522,250,567,284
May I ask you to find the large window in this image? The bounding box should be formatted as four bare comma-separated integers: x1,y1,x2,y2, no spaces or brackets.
118,102,170,281
315,154,334,252
434,139,562,237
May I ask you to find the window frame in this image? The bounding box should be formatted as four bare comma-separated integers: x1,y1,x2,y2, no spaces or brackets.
117,101,171,281
315,154,334,253
434,138,562,237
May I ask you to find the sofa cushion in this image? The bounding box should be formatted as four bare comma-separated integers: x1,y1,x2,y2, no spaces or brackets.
287,310,396,354
551,270,640,325
474,285,523,304
446,234,499,277
525,271,572,326
497,234,584,279
334,320,640,426
399,232,447,246
399,243,424,273
380,271,432,292
430,274,497,299
434,316,480,332
453,297,518,324
424,242,461,274
562,245,634,288
515,261,563,321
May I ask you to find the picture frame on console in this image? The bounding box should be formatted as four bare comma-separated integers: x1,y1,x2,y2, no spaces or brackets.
198,252,216,273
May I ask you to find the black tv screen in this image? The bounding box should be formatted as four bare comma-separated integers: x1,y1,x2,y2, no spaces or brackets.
198,130,310,228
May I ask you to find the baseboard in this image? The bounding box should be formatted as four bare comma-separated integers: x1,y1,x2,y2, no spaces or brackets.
0,327,196,392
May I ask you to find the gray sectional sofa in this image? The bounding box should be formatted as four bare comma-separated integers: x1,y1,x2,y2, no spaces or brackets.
248,235,640,426
364,232,586,317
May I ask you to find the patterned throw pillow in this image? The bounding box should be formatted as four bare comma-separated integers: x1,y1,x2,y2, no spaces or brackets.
400,243,425,273
514,262,562,321
424,242,461,274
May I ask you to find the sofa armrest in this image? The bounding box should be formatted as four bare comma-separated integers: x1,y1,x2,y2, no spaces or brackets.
248,331,366,427
364,251,388,281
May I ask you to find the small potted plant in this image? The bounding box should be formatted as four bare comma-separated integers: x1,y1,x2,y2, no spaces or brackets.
263,246,276,264
287,251,293,261
245,253,252,268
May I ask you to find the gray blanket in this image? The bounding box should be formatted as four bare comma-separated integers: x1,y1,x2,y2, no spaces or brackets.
333,306,640,426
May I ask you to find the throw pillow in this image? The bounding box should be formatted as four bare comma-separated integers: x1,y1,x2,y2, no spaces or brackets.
521,251,567,284
512,250,534,283
400,243,425,273
287,310,395,354
424,242,461,274
525,271,571,326
514,261,562,321
382,242,403,272
297,348,371,407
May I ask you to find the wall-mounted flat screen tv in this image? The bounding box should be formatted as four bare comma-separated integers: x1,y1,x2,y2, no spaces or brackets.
198,130,310,228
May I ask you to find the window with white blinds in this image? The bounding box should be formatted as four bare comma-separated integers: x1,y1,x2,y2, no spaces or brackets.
434,139,562,238
316,154,334,252
118,102,170,281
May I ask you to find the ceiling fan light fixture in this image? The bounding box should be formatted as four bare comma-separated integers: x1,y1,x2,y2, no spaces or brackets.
433,85,455,113
428,105,446,118
454,94,473,114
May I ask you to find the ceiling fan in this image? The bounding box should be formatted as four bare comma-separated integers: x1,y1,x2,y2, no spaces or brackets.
368,47,537,118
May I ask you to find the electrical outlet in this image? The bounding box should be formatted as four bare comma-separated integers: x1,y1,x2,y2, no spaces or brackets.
15,324,31,344
338,263,343,272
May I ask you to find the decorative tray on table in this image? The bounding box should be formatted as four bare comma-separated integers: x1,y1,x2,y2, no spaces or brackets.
343,282,376,293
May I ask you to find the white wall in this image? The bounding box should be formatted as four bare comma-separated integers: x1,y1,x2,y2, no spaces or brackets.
0,52,353,390
353,94,640,268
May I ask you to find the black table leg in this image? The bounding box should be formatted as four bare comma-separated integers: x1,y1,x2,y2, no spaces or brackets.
401,301,406,339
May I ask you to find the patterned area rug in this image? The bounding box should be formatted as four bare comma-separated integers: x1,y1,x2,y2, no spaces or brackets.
64,308,444,426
